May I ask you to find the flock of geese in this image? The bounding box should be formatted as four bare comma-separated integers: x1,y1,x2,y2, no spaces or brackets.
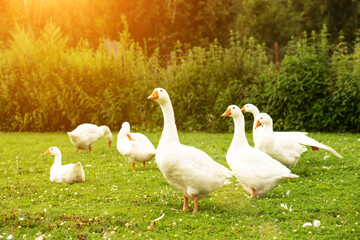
44,88,342,213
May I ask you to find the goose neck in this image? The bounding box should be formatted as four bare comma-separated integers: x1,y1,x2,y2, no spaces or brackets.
251,108,260,118
231,114,249,148
53,154,62,165
263,121,274,133
158,100,179,146
251,110,260,130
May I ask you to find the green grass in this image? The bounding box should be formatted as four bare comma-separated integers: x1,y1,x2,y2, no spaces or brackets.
0,131,359,239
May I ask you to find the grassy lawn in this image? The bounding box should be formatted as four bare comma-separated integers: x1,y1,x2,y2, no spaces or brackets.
0,131,359,239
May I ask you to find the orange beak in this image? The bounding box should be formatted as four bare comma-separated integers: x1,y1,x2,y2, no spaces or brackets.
44,150,50,155
127,134,134,141
255,120,262,129
241,106,246,112
221,108,232,117
148,90,159,100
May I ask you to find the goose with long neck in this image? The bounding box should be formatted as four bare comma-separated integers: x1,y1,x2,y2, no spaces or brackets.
255,113,343,168
148,88,232,213
44,147,85,184
222,105,298,198
117,121,156,171
67,123,113,153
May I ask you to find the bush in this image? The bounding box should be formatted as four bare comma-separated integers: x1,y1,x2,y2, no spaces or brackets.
0,25,358,132
266,28,359,132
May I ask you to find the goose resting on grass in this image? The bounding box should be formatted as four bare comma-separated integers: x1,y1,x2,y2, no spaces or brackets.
148,88,233,213
67,123,113,153
117,122,156,171
254,113,343,168
222,105,298,198
44,147,85,184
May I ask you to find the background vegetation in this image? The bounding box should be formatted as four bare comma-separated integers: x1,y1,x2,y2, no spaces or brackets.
0,24,358,132
0,131,359,239
1,0,359,53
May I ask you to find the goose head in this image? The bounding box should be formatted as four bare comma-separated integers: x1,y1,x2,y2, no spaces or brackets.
44,147,61,156
100,125,113,147
241,103,259,114
255,113,272,129
148,88,170,105
221,105,242,118
119,122,133,140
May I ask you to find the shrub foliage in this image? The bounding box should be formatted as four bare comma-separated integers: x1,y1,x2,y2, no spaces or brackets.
0,24,358,132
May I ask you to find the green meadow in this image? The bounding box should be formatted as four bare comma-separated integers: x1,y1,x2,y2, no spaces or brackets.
0,131,359,239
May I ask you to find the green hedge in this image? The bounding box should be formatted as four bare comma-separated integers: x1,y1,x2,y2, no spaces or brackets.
0,24,358,132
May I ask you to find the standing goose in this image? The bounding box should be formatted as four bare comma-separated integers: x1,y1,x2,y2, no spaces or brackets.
222,105,298,198
117,121,156,171
44,147,85,184
148,88,233,213
67,124,113,153
255,113,343,168
241,103,308,148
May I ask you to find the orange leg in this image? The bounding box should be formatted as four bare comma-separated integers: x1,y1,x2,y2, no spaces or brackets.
89,147,92,153
251,188,256,198
131,162,135,171
76,148,78,153
182,195,189,212
143,162,146,169
193,195,199,213
311,146,319,151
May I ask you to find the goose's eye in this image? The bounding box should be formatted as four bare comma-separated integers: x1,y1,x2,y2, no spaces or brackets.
232,107,235,109
160,89,163,92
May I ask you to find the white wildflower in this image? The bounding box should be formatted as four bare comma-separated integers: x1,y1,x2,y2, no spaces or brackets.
313,220,321,227
303,222,312,227
280,203,288,209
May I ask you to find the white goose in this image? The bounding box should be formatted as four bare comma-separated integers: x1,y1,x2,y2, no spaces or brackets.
67,123,113,153
148,88,233,213
44,147,85,184
241,103,308,148
255,113,343,168
222,105,298,198
117,122,156,171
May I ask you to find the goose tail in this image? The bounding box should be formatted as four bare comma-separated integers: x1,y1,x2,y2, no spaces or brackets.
72,162,85,181
318,144,343,158
297,135,343,158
